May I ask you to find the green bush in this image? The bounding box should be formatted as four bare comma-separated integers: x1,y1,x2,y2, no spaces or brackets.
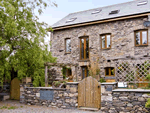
99,78,106,83
145,98,150,108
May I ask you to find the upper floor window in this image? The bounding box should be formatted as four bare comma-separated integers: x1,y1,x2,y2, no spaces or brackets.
135,30,148,46
101,34,111,49
80,37,89,60
65,38,71,53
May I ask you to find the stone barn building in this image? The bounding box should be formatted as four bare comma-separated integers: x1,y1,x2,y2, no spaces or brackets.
50,0,150,83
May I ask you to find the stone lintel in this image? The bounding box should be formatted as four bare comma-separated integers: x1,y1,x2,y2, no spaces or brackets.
113,89,150,93
25,87,66,91
101,82,117,85
79,61,90,66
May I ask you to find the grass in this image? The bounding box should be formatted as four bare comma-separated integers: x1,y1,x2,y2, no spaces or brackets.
0,106,7,109
8,106,18,110
0,105,18,110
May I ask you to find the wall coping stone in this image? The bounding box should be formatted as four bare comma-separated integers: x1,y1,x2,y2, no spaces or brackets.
66,82,79,85
113,89,150,92
25,87,66,91
101,82,117,85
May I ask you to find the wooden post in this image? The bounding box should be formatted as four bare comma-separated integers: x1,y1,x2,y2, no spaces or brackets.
45,65,48,87
75,66,78,81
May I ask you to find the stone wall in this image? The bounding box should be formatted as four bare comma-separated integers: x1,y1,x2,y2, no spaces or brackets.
20,82,78,109
101,89,150,113
51,16,150,81
20,83,33,103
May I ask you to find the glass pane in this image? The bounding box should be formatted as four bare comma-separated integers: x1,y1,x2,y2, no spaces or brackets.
105,68,109,76
142,31,147,44
66,39,71,52
107,35,111,48
87,69,89,77
81,39,84,59
111,68,114,75
135,32,140,45
82,67,85,79
102,36,105,48
86,38,89,59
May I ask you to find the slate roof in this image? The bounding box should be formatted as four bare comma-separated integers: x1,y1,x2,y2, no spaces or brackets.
52,0,150,29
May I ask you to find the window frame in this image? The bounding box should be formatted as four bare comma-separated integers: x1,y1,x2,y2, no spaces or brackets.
134,29,148,46
65,38,71,54
79,37,89,60
105,67,115,77
100,33,112,49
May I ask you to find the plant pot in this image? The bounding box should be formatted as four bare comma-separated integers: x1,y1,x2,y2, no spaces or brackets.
128,84,134,89
68,80,73,82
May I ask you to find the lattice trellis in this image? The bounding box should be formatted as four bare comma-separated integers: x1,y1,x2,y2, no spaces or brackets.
115,59,150,83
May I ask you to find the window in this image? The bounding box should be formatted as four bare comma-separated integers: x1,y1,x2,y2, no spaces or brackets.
105,67,115,76
109,10,119,15
135,30,148,46
91,9,102,14
137,1,147,6
81,66,89,79
66,18,77,23
80,37,89,60
65,38,71,53
101,34,111,49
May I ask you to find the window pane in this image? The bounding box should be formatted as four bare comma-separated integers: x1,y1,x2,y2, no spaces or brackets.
82,67,85,79
142,31,147,44
66,39,71,52
81,39,84,59
111,67,114,75
102,36,105,48
135,32,140,45
107,35,111,48
106,68,109,76
86,38,89,59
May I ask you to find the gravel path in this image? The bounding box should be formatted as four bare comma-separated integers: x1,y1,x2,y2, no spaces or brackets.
0,100,101,113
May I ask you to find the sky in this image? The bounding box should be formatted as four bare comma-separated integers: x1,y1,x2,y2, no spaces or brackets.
38,0,132,49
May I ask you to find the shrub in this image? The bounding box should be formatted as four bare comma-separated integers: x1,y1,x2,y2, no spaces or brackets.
99,78,106,83
145,98,150,108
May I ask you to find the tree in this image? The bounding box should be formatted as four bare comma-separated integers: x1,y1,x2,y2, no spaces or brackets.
0,0,57,86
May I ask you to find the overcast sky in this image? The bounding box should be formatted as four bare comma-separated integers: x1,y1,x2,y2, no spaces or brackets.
38,0,132,49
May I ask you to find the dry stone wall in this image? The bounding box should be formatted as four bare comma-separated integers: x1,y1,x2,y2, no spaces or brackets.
51,17,150,81
101,89,150,113
20,82,78,109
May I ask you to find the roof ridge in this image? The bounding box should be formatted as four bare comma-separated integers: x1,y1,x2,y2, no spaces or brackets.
69,0,140,15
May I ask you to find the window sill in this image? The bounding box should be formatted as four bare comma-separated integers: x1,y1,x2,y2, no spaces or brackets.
64,52,71,55
135,45,148,47
78,59,90,62
102,48,111,50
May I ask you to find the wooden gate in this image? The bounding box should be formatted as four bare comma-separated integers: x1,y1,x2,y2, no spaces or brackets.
78,76,101,110
10,78,20,100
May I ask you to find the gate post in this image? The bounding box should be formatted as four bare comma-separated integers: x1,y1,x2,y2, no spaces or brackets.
45,65,48,87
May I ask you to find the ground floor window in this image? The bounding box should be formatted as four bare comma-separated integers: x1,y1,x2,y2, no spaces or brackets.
62,67,72,80
105,67,115,76
81,66,89,79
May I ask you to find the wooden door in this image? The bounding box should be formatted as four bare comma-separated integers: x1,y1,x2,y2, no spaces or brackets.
78,76,101,110
10,78,20,100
